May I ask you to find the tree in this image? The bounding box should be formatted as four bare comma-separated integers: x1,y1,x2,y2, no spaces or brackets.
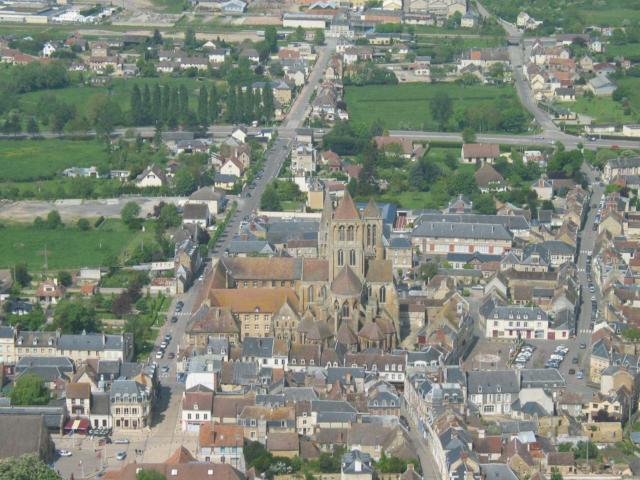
89,94,122,139
0,454,62,480
314,29,325,46
429,92,453,129
152,83,162,125
174,167,198,196
261,183,282,211
184,27,198,51
13,263,31,287
264,25,278,53
53,300,99,333
130,84,143,125
10,373,50,405
410,156,442,191
77,218,91,231
56,271,72,287
112,292,133,316
152,28,163,45
208,84,219,122
262,86,274,122
550,468,563,480
472,193,497,214
26,116,39,135
462,127,476,143
121,201,141,230
158,203,182,229
198,84,209,127
142,84,152,124
137,470,167,480
420,261,438,281
46,210,62,229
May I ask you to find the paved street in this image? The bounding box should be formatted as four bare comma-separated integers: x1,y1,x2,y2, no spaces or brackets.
400,406,439,480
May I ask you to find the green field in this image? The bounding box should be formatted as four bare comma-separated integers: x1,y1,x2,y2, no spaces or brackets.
345,83,528,131
0,139,110,182
559,77,640,124
18,77,222,121
0,220,149,270
414,36,505,49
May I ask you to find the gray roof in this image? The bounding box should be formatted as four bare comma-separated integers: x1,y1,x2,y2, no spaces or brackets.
608,156,640,169
110,379,146,399
242,337,275,358
284,387,318,403
488,306,548,321
446,252,502,263
227,240,275,255
312,399,357,413
542,240,575,256
0,415,50,459
266,220,319,244
326,367,366,385
520,368,565,388
480,464,518,480
467,370,519,394
190,186,223,201
183,203,209,220
58,333,125,352
342,450,373,474
91,393,111,415
414,213,530,231
412,222,512,241
0,406,65,431
389,237,412,248
16,356,73,371
0,326,14,339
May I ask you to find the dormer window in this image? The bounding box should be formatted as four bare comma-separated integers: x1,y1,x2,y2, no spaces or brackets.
194,403,199,410
478,386,482,393
497,386,502,393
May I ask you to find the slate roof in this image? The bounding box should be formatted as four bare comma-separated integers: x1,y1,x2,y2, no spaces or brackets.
0,415,51,460
414,213,529,231
57,333,125,352
331,266,363,296
467,370,519,394
242,337,275,358
412,222,512,241
520,368,565,388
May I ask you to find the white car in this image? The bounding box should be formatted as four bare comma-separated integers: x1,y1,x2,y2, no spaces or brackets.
155,350,164,359
550,354,564,361
57,450,72,457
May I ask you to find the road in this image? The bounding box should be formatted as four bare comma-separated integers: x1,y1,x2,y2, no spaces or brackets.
400,406,439,480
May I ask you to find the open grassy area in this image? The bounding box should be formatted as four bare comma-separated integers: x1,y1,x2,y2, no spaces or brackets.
345,83,528,131
559,96,633,124
0,220,150,270
18,77,222,122
0,139,110,182
414,36,505,49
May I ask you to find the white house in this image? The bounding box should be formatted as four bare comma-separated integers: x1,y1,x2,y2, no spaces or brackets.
220,158,244,178
135,164,166,188
467,370,520,416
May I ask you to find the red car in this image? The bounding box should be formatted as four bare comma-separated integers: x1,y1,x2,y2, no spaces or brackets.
168,352,175,359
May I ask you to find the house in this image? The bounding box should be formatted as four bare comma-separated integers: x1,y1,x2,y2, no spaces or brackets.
0,416,55,463
467,370,519,415
110,379,152,430
221,0,247,14
587,74,616,96
65,382,91,418
341,449,374,480
231,126,248,144
267,432,300,458
188,186,224,215
532,176,553,200
411,221,512,255
461,143,500,164
604,156,640,182
484,305,549,340
35,280,65,305
215,173,238,190
291,143,317,174
220,158,245,178
197,422,244,468
474,163,506,193
182,385,214,433
135,164,166,188
182,203,211,228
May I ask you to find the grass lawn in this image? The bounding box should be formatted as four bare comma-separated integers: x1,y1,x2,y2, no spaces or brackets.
559,96,634,124
605,43,640,61
0,139,110,182
618,77,640,113
414,36,504,49
345,83,526,131
0,219,150,270
18,77,225,122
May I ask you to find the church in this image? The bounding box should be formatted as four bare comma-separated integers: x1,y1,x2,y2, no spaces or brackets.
192,192,400,353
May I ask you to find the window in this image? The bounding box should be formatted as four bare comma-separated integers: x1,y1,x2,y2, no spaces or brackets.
367,225,371,245
347,225,354,241
380,286,386,303
339,226,345,241
308,286,314,302
372,225,377,245
188,413,192,420
349,250,356,266
342,303,350,318
338,250,344,266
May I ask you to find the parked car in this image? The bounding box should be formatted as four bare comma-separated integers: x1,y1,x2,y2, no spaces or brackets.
580,343,587,349
114,439,130,445
171,316,178,324
116,452,127,461
155,350,164,359
568,369,576,375
57,450,72,457
572,356,579,364
576,371,584,379
168,352,175,359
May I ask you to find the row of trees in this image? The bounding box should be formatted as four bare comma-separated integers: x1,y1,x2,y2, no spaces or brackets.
225,85,275,125
129,82,220,128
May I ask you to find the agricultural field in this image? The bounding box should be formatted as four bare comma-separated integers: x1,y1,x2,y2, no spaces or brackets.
344,83,530,132
0,139,110,182
0,219,151,270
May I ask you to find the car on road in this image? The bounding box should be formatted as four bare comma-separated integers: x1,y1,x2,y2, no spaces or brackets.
168,352,175,359
116,452,127,461
568,369,576,375
572,356,579,364
576,371,584,379
57,450,72,457
246,192,252,198
171,316,178,324
98,437,112,446
579,343,587,349
176,301,184,309
155,350,164,359
114,439,130,445
161,366,170,373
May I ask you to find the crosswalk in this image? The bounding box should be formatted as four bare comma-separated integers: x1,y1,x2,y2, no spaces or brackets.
578,328,592,335
580,249,592,255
